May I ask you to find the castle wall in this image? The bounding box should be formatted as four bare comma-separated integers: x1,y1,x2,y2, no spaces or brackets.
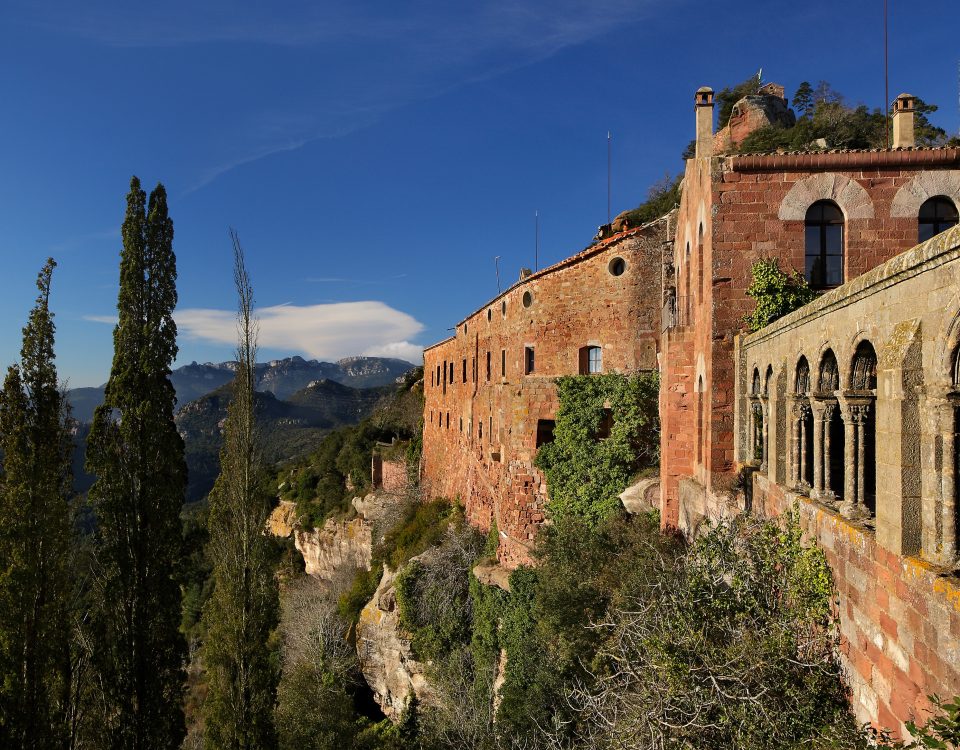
422,223,669,566
661,149,960,527
711,225,960,735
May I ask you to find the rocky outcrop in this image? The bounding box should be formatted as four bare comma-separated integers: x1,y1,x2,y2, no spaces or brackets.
267,500,298,538
620,477,661,514
294,517,372,585
355,564,431,720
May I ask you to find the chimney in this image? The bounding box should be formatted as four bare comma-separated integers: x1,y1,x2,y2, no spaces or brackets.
695,86,715,159
892,93,916,148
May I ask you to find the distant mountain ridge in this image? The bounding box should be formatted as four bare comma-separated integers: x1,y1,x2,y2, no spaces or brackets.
67,355,416,423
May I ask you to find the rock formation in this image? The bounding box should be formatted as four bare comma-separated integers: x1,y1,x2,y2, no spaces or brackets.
355,563,431,720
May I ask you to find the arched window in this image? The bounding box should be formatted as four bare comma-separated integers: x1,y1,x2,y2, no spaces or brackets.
850,341,878,391
795,356,810,395
764,365,773,397
579,346,602,374
818,349,839,392
805,201,844,290
918,196,959,242
751,367,761,396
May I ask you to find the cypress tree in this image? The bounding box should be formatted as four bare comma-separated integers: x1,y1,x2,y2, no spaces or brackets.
85,177,187,749
201,231,279,749
0,259,73,750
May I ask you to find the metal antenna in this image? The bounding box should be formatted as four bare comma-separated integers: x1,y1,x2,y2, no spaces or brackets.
607,131,612,224
494,256,501,294
884,0,890,149
535,210,539,271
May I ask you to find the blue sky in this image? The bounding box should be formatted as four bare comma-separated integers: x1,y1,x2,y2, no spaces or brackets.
1,0,957,387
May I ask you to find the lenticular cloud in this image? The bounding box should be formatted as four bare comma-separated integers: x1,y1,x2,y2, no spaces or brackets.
175,301,424,363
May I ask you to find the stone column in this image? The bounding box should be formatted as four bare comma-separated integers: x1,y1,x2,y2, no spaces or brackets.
822,401,836,500
840,399,856,507
760,396,770,474
810,400,827,499
839,402,871,520
941,402,957,563
799,402,810,490
790,401,802,488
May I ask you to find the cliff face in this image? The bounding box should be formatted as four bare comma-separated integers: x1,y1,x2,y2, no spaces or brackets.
355,564,431,720
294,517,372,586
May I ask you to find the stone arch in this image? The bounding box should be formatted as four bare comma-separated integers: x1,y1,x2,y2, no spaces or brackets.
764,364,774,396
778,172,875,221
818,348,840,392
751,366,762,395
933,297,960,389
849,340,878,391
890,170,960,218
795,355,811,395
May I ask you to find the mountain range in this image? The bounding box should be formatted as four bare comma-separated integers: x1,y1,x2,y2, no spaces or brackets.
67,355,416,424
67,356,417,502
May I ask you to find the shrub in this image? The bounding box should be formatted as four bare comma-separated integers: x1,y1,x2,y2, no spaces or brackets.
534,372,659,526
746,257,818,332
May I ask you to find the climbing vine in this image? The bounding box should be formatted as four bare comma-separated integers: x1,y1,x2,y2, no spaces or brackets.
745,258,818,333
534,372,659,526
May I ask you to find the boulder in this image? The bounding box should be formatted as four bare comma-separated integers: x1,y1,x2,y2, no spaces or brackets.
620,477,661,514
266,500,298,538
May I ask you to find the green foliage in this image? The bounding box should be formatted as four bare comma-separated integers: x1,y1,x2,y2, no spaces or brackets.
338,499,457,626
746,257,818,332
380,499,457,571
201,236,279,750
547,511,858,749
619,173,682,227
0,259,74,749
735,80,951,153
280,371,424,531
534,372,660,526
793,81,814,118
875,695,960,749
337,564,383,626
84,177,188,748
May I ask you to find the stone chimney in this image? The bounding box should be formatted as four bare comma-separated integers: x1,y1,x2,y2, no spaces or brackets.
892,93,916,148
695,86,715,159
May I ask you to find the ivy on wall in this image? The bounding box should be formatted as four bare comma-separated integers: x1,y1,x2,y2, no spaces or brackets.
745,258,818,333
534,372,660,527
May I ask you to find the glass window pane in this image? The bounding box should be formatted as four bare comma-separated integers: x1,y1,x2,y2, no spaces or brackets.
919,223,935,243
826,255,843,286
824,224,842,253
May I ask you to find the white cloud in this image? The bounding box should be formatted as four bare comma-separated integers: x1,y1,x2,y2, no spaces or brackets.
364,341,424,364
83,314,119,325
174,300,425,361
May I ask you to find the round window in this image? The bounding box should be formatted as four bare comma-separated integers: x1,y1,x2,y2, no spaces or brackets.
609,257,627,276
522,291,533,308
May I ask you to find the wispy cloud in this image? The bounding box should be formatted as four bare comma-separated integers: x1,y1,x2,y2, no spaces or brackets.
83,314,119,325
175,300,424,362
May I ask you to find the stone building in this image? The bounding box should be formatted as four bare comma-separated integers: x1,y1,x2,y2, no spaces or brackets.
421,221,671,566
420,77,960,734
661,85,960,732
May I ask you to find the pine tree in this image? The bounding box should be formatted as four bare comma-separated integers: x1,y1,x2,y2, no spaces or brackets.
85,177,187,749
201,231,279,750
0,259,74,750
792,81,814,119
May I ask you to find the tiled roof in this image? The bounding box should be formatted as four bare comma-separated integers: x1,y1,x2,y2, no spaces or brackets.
730,146,960,171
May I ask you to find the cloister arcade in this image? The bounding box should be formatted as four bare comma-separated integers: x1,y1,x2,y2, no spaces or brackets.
737,225,960,568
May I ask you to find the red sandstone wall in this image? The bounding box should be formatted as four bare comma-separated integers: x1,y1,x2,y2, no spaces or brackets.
753,474,960,737
423,225,668,566
381,459,407,494
660,150,960,528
